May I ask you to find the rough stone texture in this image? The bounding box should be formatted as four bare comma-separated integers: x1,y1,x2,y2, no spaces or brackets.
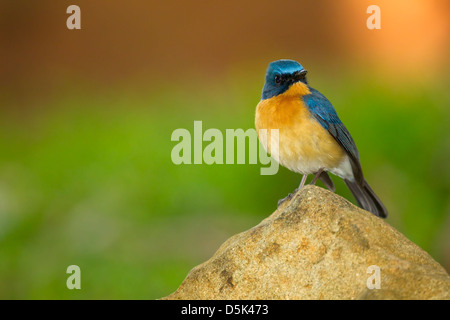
163,186,450,300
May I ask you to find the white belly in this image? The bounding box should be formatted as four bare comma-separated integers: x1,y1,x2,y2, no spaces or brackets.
260,130,355,181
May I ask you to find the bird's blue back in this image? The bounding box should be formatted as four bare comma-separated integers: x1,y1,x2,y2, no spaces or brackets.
302,87,363,183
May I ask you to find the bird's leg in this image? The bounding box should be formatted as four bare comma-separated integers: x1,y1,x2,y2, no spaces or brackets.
299,174,308,189
277,174,308,208
310,168,324,185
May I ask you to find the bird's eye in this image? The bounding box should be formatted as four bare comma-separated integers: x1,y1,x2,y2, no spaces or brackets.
274,75,281,84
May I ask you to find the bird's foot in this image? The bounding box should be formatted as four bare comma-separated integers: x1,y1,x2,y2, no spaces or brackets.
277,188,300,208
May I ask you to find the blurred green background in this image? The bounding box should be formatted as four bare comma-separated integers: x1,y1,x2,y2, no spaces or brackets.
0,0,449,299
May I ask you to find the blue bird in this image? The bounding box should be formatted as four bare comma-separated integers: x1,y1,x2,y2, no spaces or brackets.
255,59,388,218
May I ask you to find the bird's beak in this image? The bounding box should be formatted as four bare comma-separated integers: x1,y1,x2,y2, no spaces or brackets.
293,70,307,81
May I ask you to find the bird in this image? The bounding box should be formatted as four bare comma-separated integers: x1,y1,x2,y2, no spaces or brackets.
255,59,388,218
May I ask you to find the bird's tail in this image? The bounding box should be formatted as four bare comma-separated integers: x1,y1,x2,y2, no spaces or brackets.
344,179,388,218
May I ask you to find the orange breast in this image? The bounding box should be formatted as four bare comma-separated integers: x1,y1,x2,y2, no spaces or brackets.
255,82,346,174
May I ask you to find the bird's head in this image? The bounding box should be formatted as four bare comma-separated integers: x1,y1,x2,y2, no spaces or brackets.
261,59,308,100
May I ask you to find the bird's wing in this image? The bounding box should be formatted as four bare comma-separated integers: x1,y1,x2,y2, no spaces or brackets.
302,88,363,183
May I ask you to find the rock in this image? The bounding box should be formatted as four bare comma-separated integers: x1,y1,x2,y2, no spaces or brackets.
163,186,450,300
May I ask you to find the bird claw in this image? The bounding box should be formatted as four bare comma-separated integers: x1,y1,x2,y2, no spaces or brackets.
277,188,299,208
